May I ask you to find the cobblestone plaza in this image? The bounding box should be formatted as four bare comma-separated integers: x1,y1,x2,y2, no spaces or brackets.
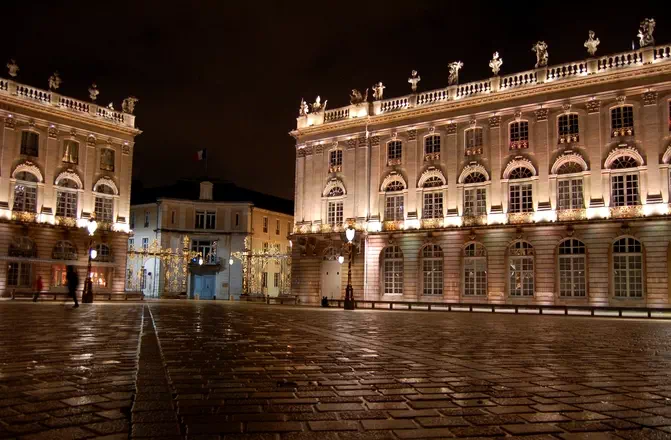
2,302,671,439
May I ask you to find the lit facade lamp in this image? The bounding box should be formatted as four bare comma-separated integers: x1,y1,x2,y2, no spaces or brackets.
198,257,204,266
82,217,98,303
338,255,344,264
344,226,356,310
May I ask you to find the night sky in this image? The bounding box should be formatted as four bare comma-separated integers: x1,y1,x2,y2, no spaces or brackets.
4,2,669,200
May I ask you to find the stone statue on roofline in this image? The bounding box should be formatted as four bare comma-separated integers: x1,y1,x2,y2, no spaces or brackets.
311,96,327,113
372,82,386,100
48,72,62,90
584,31,600,56
298,98,309,117
489,52,503,75
350,88,368,105
88,83,99,101
6,59,19,77
531,41,549,68
122,96,139,114
448,61,463,86
638,18,655,47
408,70,420,92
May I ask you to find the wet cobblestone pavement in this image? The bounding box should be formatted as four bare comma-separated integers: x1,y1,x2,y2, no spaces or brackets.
3,302,671,438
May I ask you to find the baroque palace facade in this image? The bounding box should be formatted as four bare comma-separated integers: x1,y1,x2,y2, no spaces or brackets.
290,23,671,307
0,67,140,298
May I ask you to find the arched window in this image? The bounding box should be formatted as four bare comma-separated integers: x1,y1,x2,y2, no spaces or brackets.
611,105,634,137
387,140,402,164
62,140,79,164
327,187,344,197
509,121,529,150
20,131,39,157
465,127,483,156
464,172,487,184
558,239,586,297
613,237,643,298
610,155,640,207
421,244,443,295
56,178,79,218
463,243,487,296
558,113,579,143
423,176,443,188
508,168,533,213
94,183,115,222
424,135,440,155
53,241,78,260
382,246,403,295
557,162,584,210
509,241,534,296
7,237,35,288
384,180,405,221
13,171,39,213
95,243,112,262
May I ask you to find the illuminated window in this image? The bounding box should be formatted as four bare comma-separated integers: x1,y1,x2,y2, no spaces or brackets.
13,171,38,213
611,106,634,136
56,178,78,218
388,141,402,161
90,267,111,288
421,244,443,295
95,244,112,262
465,128,483,155
610,156,640,207
613,237,643,298
508,241,534,297
20,131,39,157
464,172,487,184
557,179,583,210
95,196,114,222
100,148,115,171
508,168,533,213
329,150,342,168
52,265,68,288
384,180,405,221
422,192,443,219
52,241,77,260
383,246,403,295
424,135,441,154
7,262,32,288
422,177,443,188
558,114,579,143
327,201,343,226
463,243,487,296
559,239,586,297
464,188,486,216
62,140,79,164
509,121,529,150
195,211,216,229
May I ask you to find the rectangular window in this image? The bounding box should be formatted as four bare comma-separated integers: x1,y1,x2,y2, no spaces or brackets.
464,258,487,296
611,174,639,207
422,192,443,219
559,256,586,297
557,179,583,210
13,184,37,213
465,128,483,149
385,195,404,221
52,264,67,288
287,221,292,235
327,201,344,226
128,238,134,249
611,106,634,136
171,210,176,225
509,121,529,150
7,262,32,288
274,272,280,288
56,191,77,218
62,140,79,164
130,212,135,229
262,272,268,288
422,259,443,295
558,114,579,143
195,211,215,229
90,267,110,289
509,257,534,296
142,238,149,250
100,148,115,171
329,150,342,168
464,188,486,216
235,213,240,227
276,219,280,235
192,240,214,262
20,131,39,157
387,141,402,161
144,211,150,227
384,260,403,295
263,242,269,252
95,196,114,222
509,183,533,213
263,217,268,233
425,135,441,154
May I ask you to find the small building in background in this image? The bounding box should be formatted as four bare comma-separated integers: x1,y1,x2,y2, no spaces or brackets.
128,179,293,300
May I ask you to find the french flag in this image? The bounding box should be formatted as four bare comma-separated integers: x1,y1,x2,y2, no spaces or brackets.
194,149,207,161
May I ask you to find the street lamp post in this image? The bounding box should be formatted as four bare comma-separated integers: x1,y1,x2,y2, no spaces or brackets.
228,257,234,300
82,217,98,304
344,227,356,310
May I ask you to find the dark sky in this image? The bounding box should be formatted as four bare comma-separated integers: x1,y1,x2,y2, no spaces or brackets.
4,1,669,200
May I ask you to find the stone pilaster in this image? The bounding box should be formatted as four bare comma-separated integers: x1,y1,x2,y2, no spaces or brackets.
585,100,603,204
369,136,381,219
355,139,368,218
534,109,550,206
641,91,660,200
406,130,418,213
445,123,458,211
294,148,305,222
488,116,502,207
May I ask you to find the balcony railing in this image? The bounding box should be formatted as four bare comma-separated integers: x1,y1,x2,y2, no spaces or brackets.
610,205,643,219
557,208,587,222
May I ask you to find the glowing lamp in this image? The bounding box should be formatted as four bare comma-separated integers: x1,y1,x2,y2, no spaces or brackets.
198,257,203,266
87,218,98,236
338,255,345,264
90,249,98,260
229,257,234,266
345,227,356,243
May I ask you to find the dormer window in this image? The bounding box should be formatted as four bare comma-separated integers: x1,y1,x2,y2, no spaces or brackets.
558,114,579,144
611,106,634,137
509,121,529,150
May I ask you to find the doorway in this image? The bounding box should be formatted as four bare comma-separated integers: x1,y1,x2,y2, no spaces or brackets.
192,275,216,300
321,260,342,300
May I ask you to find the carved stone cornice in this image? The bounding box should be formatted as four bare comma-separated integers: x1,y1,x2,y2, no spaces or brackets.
314,144,324,154
303,146,313,156
488,116,501,129
407,129,417,141
535,108,548,122
4,117,16,129
370,136,380,147
446,123,457,135
48,125,57,138
356,137,367,148
642,91,657,106
347,139,357,150
586,100,600,113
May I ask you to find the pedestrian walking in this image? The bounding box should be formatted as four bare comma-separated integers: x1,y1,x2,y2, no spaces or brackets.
32,275,43,302
66,265,79,308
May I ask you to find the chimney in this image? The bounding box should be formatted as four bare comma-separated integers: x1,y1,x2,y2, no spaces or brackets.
199,181,213,200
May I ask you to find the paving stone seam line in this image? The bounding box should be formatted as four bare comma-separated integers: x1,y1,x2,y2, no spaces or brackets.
128,303,145,440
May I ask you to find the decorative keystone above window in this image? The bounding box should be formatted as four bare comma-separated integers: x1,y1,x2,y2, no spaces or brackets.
5,116,16,129
446,123,457,134
535,108,548,121
488,116,501,129
407,129,417,141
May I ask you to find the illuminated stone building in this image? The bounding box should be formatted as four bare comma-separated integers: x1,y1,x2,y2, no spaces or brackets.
0,68,140,298
290,26,671,307
129,180,293,299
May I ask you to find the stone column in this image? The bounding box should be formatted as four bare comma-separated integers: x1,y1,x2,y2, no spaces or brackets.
534,109,550,207
585,100,603,204
488,116,502,208
406,130,418,213
445,123,458,212
356,138,368,218
369,136,381,219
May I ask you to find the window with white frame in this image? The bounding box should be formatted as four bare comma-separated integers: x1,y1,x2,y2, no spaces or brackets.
95,243,112,262
387,141,402,162
610,155,640,207
509,121,529,150
262,272,268,288
195,211,216,229
7,237,36,288
464,171,487,185
464,243,487,296
142,237,149,249
329,149,342,170
508,168,533,213
95,184,115,222
558,114,579,143
327,186,344,197
384,180,405,221
192,240,215,262
62,140,79,164
421,244,443,295
557,169,584,211
464,187,486,216
128,238,135,249
56,178,78,218
465,128,483,155
20,131,39,157
52,264,68,288
613,237,643,298
263,216,268,233
327,201,343,226
100,148,115,171
53,241,77,260
558,239,586,297
12,171,38,213
509,241,534,296
611,106,634,137
383,246,403,295
422,192,443,219
424,135,440,155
